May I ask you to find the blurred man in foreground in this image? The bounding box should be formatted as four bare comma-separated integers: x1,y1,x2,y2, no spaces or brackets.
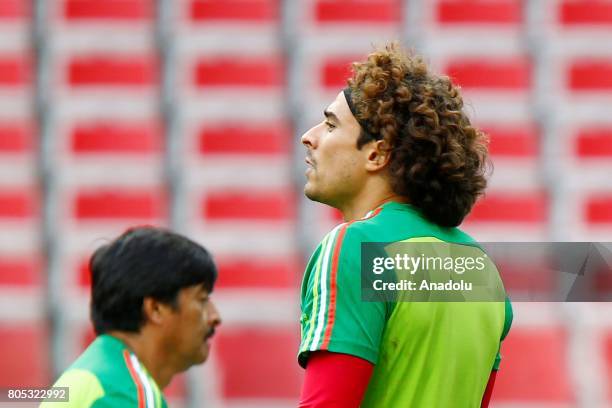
41,227,221,408
298,42,512,407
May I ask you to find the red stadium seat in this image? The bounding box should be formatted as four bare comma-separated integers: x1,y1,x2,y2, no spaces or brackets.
576,127,612,158
0,121,33,153
493,327,574,403
203,190,295,221
602,331,612,400
585,194,612,225
569,59,612,91
0,0,28,20
446,57,531,90
0,187,37,219
215,326,302,398
437,0,522,25
468,192,547,223
199,122,290,155
194,56,283,88
215,256,299,289
64,0,153,21
315,0,400,24
482,124,539,158
560,0,612,26
0,55,30,87
71,121,161,154
74,188,165,220
0,323,50,387
321,55,364,89
0,256,41,287
68,55,157,87
496,259,555,293
190,0,278,22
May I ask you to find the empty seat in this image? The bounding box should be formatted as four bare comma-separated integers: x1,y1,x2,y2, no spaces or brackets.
190,0,278,22
560,0,612,26
215,256,299,289
0,323,50,387
576,126,612,158
482,124,538,158
0,54,30,87
203,189,294,221
568,59,612,92
199,122,289,155
0,121,33,153
68,54,157,87
215,326,301,398
446,57,531,90
64,0,153,21
437,0,522,25
0,0,28,20
321,55,363,89
74,188,165,220
467,192,547,223
71,120,161,155
0,255,41,287
194,56,283,88
0,187,37,219
585,194,612,225
315,0,400,24
494,327,574,403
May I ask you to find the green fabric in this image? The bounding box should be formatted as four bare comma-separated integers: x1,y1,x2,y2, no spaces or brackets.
299,201,513,407
41,334,168,408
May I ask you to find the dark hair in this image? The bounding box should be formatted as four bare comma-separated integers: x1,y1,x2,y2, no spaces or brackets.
348,42,490,227
89,226,217,335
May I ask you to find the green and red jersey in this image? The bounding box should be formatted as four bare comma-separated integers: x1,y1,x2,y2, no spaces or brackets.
299,201,513,407
41,334,167,408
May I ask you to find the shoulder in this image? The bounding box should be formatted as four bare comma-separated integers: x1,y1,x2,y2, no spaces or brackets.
41,368,104,408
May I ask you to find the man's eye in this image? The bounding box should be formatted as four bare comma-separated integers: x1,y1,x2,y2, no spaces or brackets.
325,121,336,130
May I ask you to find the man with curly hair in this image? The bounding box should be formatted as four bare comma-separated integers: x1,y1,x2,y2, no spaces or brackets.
297,43,512,407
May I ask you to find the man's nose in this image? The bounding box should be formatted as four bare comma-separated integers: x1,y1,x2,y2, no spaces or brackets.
301,125,318,149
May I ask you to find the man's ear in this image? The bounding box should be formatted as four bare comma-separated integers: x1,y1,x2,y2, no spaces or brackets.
143,297,169,326
364,139,391,172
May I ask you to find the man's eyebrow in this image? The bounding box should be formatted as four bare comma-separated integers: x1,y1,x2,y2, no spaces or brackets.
324,110,340,124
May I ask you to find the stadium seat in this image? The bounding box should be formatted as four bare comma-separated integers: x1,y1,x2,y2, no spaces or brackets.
194,56,283,88
71,120,161,154
190,0,278,22
0,255,41,287
575,126,612,158
203,190,295,221
436,0,522,25
314,0,400,24
64,0,153,21
68,54,157,87
482,124,539,158
467,192,547,223
585,194,612,225
493,327,574,403
214,326,301,399
74,188,165,220
560,0,612,26
214,256,299,289
496,259,555,294
445,57,531,90
0,0,28,20
321,55,365,89
568,59,612,91
0,121,32,153
0,54,29,86
0,323,50,387
0,187,37,219
198,122,289,155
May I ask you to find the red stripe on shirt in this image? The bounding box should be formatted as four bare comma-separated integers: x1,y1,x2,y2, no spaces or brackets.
321,206,384,349
123,350,146,408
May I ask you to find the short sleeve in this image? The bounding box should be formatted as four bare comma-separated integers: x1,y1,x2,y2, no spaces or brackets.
493,296,514,370
299,224,388,367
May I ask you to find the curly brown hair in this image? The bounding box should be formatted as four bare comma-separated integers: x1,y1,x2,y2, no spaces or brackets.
347,42,490,227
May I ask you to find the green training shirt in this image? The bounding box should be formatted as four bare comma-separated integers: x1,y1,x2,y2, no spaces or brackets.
298,201,513,407
40,334,168,408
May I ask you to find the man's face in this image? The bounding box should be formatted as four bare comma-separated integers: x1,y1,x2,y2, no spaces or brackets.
301,91,368,208
162,284,221,370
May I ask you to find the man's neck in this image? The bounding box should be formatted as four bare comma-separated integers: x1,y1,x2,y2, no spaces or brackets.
338,192,406,222
108,330,175,389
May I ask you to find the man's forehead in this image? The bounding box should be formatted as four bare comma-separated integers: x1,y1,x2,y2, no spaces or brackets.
326,91,353,121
